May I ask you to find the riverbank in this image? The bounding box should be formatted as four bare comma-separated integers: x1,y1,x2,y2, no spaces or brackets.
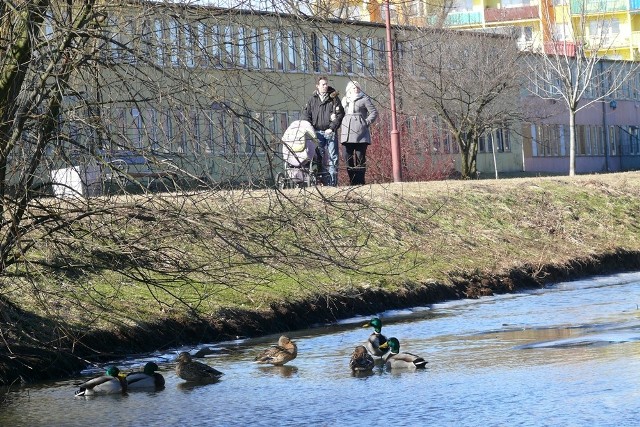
2,173,640,387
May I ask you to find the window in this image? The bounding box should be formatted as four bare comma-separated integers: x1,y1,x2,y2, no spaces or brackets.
184,23,195,68
377,38,387,73
139,20,152,58
495,128,511,152
367,38,377,75
287,31,297,72
333,35,342,74
205,104,226,154
168,18,180,67
237,26,247,68
188,110,201,154
299,32,311,73
263,28,274,69
344,37,354,74
249,28,260,69
275,31,285,71
355,38,365,75
234,117,253,154
122,19,135,63
553,23,571,42
222,26,234,67
157,111,173,154
408,1,423,17
144,108,159,152
311,33,320,73
589,19,620,43
195,23,208,67
322,35,331,73
154,19,165,66
211,25,222,68
169,18,180,67
452,0,473,12
346,6,361,20
130,108,143,148
502,0,526,7
380,4,397,22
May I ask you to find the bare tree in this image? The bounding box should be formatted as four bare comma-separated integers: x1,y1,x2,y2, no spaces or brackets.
524,2,639,176
394,29,525,179
0,1,421,375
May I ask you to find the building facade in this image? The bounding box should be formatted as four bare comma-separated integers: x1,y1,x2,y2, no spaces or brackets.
38,1,640,193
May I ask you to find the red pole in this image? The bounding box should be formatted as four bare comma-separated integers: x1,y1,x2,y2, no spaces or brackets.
384,0,402,182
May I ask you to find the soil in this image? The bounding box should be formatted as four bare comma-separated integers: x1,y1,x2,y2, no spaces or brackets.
2,248,639,387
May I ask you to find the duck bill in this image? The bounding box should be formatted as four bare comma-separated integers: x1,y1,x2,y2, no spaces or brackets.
378,341,389,349
362,322,370,328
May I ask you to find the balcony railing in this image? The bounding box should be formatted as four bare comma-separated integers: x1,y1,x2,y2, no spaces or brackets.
570,0,627,14
484,5,539,22
443,11,484,26
544,41,577,56
586,34,630,48
631,31,640,49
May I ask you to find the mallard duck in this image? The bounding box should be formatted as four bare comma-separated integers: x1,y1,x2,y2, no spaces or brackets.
363,317,389,357
254,335,298,366
175,352,223,382
349,345,375,372
126,362,165,389
379,337,427,369
75,366,127,396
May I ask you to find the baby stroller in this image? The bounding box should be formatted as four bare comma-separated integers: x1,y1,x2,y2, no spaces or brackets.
276,120,323,189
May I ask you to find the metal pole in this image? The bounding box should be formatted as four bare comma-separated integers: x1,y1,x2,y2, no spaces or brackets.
384,0,402,182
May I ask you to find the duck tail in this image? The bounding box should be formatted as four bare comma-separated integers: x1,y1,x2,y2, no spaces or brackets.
415,358,428,369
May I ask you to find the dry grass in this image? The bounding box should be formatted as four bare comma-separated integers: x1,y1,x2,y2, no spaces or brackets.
5,172,640,331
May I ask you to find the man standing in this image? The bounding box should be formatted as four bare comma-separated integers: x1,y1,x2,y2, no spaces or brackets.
302,77,345,186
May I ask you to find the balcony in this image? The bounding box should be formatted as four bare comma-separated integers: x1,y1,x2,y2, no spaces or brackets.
630,0,640,11
570,0,627,14
632,31,640,49
484,5,539,23
544,41,576,56
444,11,484,26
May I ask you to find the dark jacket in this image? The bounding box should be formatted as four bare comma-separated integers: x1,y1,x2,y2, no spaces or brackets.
340,94,378,144
302,86,345,132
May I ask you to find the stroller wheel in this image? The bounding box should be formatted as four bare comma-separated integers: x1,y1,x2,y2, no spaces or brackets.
308,173,317,187
276,172,287,189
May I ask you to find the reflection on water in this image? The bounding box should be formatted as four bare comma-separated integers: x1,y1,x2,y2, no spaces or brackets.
255,365,299,378
3,272,640,426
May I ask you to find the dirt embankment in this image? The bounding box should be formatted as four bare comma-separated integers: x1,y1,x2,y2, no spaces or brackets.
2,248,639,387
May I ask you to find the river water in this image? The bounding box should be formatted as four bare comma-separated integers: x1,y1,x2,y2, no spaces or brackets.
2,272,640,426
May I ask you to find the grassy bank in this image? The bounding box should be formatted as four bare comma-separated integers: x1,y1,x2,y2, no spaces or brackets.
2,172,640,386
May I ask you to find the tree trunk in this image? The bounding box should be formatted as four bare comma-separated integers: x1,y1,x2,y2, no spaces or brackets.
569,109,576,176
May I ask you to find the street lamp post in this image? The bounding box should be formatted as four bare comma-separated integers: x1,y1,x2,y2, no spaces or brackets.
383,0,402,182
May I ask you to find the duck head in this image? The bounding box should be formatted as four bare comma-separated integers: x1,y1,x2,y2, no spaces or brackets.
379,337,400,354
106,366,120,377
364,317,383,333
177,352,192,363
143,362,160,375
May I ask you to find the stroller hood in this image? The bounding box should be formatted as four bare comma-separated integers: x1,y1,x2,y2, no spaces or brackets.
281,120,319,167
282,120,318,152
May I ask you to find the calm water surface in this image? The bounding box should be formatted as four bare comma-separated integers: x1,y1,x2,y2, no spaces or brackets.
2,272,640,426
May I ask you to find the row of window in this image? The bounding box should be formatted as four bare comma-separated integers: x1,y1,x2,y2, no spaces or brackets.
99,16,389,76
65,105,509,159
77,106,290,157
391,115,511,155
531,124,640,156
528,62,640,101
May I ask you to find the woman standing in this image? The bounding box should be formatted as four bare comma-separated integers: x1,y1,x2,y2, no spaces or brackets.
340,81,378,185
